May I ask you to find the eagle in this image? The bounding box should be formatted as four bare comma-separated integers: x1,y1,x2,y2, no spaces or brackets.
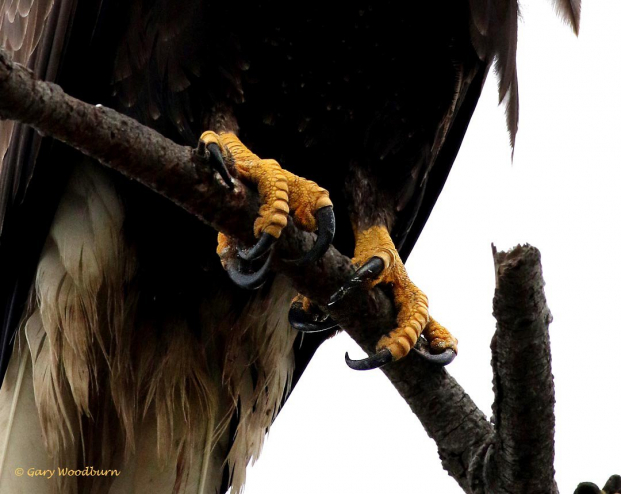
0,1,579,493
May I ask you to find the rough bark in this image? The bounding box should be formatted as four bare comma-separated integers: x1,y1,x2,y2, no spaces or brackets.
486,244,557,493
0,48,558,492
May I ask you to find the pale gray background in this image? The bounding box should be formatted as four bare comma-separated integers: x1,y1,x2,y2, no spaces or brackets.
245,1,621,492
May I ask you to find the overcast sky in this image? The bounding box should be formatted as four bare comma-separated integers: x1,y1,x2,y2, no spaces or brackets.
245,2,621,492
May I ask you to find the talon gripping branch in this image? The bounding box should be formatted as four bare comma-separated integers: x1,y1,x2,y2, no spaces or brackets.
0,1,580,493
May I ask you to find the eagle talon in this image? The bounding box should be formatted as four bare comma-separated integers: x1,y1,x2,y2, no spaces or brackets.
239,232,276,261
345,348,393,371
284,206,336,266
224,249,274,290
328,256,385,307
288,299,338,333
413,338,457,366
195,139,235,189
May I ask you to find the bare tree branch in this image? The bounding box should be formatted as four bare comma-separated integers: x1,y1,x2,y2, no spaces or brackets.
0,48,558,492
487,244,556,493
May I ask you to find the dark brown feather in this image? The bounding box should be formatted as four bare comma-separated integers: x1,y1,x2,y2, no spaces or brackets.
552,0,581,35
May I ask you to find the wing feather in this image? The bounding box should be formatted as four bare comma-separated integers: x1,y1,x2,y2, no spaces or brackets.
0,0,55,139
469,0,520,148
397,0,581,255
551,0,580,35
0,0,81,384
111,0,246,143
468,0,580,149
0,0,57,230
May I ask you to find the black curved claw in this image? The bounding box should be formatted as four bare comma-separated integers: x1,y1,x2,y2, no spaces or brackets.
345,348,393,371
287,206,336,266
224,249,274,290
207,143,234,189
289,300,339,333
412,338,457,366
239,233,276,261
413,347,456,366
328,256,385,307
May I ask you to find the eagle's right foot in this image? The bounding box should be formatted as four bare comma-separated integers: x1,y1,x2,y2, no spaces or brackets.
200,132,335,288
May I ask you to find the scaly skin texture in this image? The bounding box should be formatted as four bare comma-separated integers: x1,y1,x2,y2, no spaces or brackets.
201,131,332,239
292,293,312,312
353,225,458,360
216,231,234,265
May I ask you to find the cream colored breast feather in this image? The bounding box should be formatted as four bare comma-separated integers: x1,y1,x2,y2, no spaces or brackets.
0,162,298,493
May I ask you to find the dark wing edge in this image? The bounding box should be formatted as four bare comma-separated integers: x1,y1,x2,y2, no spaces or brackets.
394,63,488,261
394,0,581,260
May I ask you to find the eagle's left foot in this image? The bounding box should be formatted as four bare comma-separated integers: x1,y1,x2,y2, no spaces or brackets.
200,131,335,287
329,225,458,370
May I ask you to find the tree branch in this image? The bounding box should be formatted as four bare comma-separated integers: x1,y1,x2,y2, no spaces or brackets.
486,244,556,493
0,48,557,492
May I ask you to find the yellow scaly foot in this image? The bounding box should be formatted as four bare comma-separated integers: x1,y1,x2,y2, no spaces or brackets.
329,225,458,370
199,131,335,288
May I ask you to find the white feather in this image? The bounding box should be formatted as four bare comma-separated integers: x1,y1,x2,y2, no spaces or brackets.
0,160,298,493
0,333,28,482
